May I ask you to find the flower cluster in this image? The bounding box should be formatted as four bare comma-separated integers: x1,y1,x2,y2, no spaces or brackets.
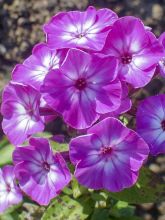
0,6,165,212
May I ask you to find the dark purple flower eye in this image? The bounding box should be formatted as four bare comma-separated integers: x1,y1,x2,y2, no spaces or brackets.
75,78,87,90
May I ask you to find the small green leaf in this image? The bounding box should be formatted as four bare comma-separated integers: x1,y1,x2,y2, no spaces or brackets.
109,167,165,203
50,141,68,152
71,178,88,198
91,209,110,220
110,201,135,218
41,195,93,220
0,144,14,166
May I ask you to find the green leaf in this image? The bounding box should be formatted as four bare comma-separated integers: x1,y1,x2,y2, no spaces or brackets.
0,144,14,166
0,136,10,149
50,141,68,152
41,195,93,220
91,209,110,220
110,201,135,218
71,178,88,199
109,167,165,203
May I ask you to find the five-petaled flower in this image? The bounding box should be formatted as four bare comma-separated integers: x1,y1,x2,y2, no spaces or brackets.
13,137,71,205
102,16,163,88
69,117,149,192
0,165,22,213
1,82,44,145
12,43,67,90
43,6,118,51
137,94,165,156
41,48,122,129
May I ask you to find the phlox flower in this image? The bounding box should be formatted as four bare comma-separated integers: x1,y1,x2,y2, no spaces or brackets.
12,43,67,90
102,16,163,88
13,137,71,205
100,82,132,119
136,94,165,155
43,6,118,51
158,32,165,77
69,117,149,192
41,48,122,129
1,82,44,145
0,165,22,213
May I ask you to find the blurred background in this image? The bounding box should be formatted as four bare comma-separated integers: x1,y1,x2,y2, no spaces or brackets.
0,1,165,220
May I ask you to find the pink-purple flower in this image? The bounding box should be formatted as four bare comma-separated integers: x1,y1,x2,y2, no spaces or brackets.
158,32,165,77
1,82,44,145
41,48,122,129
43,6,118,51
136,94,165,156
0,165,22,213
69,117,149,192
102,16,163,88
12,43,67,90
13,137,71,205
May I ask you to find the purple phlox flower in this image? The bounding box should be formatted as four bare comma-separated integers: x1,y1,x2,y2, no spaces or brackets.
12,43,67,90
136,94,165,156
41,48,122,129
43,6,118,51
100,82,132,119
39,97,58,123
0,165,22,213
69,117,149,192
102,16,164,88
1,82,44,145
13,137,71,206
158,32,165,77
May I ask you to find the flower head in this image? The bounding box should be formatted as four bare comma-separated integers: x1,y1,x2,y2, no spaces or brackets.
41,48,121,129
12,43,67,90
43,6,118,51
69,117,149,192
136,94,165,155
1,82,44,145
102,16,163,88
13,137,71,205
0,165,22,213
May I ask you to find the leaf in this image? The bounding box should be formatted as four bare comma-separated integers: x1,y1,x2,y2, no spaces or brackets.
0,144,14,167
71,178,88,199
41,195,93,220
50,141,68,152
110,201,135,218
91,209,110,220
109,167,165,203
0,136,10,149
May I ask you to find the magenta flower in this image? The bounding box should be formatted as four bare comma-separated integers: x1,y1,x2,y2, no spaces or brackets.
102,16,163,88
136,95,165,156
158,32,165,77
43,6,118,51
0,165,22,213
12,43,67,90
100,82,132,119
1,82,44,145
13,137,71,206
41,48,121,129
69,117,149,192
